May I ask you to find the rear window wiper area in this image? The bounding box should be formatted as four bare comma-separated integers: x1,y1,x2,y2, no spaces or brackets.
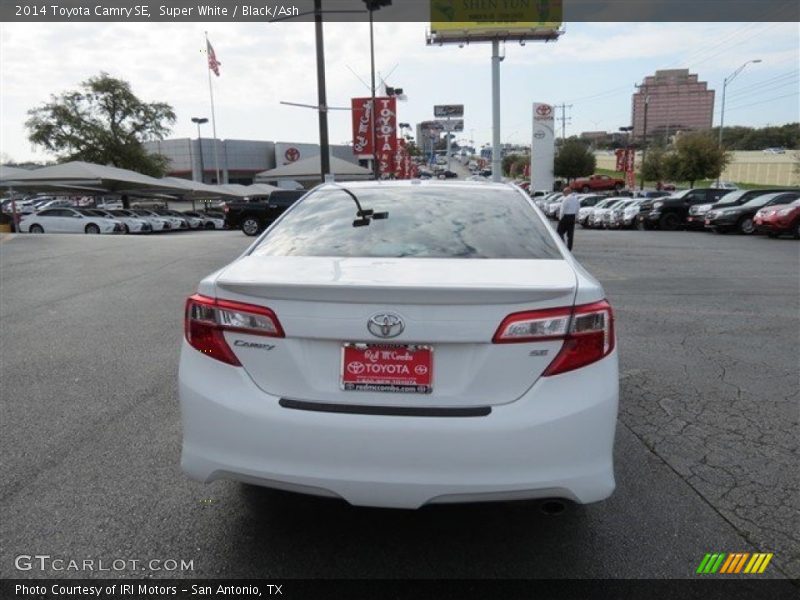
331,185,389,227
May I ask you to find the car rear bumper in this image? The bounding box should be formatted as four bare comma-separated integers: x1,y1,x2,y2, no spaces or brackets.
179,341,619,509
685,216,707,230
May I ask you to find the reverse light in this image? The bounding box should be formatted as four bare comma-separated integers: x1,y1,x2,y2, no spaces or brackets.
185,294,284,365
493,301,615,375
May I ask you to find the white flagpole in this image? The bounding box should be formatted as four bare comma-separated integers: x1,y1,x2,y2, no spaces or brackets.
205,31,222,184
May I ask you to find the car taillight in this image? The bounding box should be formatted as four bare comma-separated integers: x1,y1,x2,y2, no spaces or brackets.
184,294,284,365
493,300,614,376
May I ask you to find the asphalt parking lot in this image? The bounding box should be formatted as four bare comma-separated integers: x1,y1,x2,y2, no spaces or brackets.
0,229,797,582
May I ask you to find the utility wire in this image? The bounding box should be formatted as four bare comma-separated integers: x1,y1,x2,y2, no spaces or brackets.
725,70,799,98
722,78,799,103
725,91,799,112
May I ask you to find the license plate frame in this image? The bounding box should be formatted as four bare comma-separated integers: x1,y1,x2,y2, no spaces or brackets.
341,343,433,394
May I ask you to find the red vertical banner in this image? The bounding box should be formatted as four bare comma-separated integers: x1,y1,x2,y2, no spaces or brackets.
615,148,625,172
395,138,410,179
351,98,374,157
374,97,397,178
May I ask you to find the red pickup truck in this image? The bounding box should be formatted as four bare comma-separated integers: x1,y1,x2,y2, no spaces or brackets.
571,174,625,193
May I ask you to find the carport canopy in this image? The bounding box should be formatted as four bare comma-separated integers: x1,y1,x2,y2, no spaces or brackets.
255,155,372,183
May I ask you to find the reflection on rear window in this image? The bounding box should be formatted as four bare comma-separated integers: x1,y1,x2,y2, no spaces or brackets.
251,185,562,259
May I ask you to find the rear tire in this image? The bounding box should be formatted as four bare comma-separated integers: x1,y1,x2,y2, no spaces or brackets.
793,221,800,240
242,217,261,236
204,221,215,230
738,217,755,235
659,213,681,231
29,224,44,233
85,223,100,234
122,224,130,234
581,185,590,193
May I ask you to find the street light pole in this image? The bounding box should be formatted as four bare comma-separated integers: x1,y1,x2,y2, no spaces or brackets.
191,117,209,184
719,59,762,148
314,0,330,181
491,39,502,183
363,1,390,180
640,94,649,190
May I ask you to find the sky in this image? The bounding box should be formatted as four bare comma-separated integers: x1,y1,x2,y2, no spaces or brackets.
0,20,798,163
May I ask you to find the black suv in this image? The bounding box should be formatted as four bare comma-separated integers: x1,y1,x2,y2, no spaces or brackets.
637,188,730,231
224,189,307,236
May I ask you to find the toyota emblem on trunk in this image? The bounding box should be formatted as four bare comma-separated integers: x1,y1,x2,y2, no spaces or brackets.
367,313,404,338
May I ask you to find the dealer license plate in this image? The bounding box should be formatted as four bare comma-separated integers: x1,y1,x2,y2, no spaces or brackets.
341,344,433,394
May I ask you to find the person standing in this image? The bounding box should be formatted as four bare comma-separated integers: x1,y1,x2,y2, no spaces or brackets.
557,186,580,250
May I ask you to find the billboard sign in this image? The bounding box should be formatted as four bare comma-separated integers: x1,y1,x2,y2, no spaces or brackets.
434,104,464,118
419,120,444,132
429,0,562,44
531,102,555,192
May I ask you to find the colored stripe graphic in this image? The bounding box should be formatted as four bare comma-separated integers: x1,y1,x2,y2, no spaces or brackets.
720,554,737,573
733,553,750,573
699,552,774,575
702,553,726,573
758,554,773,573
697,554,713,574
744,554,761,573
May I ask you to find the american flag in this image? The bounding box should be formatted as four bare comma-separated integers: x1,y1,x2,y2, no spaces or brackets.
207,39,221,76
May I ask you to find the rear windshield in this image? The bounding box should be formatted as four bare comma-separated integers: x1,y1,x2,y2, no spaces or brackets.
251,185,562,259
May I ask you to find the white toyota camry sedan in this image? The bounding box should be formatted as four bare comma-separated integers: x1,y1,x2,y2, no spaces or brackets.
179,181,618,509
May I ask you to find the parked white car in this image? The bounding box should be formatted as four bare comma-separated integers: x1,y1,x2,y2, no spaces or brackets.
35,199,74,211
152,209,190,230
604,199,639,229
132,209,183,231
179,181,618,509
112,209,170,232
155,209,196,229
611,199,645,229
183,211,225,230
90,209,152,234
19,207,124,234
586,198,627,228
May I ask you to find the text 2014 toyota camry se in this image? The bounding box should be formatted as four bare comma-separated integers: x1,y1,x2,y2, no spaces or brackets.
179,181,618,509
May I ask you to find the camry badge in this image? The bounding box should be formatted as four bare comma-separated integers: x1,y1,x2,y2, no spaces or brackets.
367,313,405,339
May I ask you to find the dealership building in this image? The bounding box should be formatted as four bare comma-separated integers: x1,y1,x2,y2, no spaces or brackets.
144,138,358,185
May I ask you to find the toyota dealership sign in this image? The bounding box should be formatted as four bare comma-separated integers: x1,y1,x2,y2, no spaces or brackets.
531,102,555,193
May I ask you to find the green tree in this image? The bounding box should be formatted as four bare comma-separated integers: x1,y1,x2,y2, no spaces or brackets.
554,139,596,181
640,147,667,183
669,133,731,187
26,72,176,177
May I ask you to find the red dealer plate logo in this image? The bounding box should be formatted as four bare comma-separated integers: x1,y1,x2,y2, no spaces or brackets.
341,344,433,394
